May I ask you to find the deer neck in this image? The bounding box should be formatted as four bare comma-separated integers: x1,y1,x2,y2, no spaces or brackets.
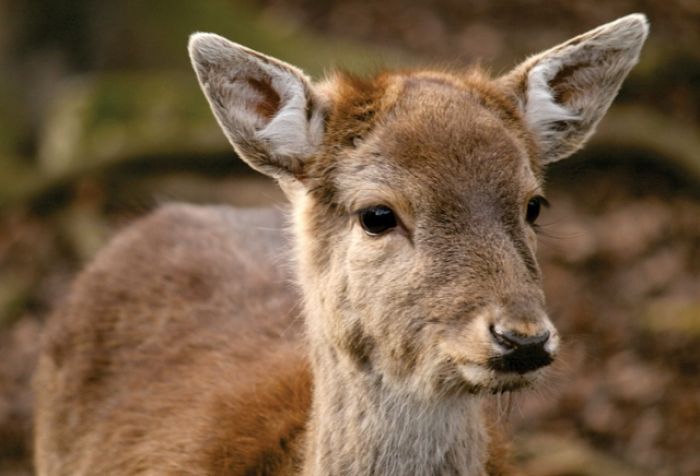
292,204,489,475
301,325,488,476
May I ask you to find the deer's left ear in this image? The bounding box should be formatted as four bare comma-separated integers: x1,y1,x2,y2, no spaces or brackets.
499,14,649,164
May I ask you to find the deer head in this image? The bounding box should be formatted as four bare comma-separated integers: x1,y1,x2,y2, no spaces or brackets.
188,14,648,398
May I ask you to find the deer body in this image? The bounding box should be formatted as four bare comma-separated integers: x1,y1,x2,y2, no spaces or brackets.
34,15,648,476
34,207,310,474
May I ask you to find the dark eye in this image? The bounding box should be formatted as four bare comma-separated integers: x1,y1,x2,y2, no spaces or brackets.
526,196,547,224
359,206,397,235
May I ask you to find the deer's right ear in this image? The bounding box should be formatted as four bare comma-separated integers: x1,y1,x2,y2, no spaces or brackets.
189,33,326,180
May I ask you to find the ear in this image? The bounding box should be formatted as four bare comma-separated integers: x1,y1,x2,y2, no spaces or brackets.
499,14,649,164
188,33,326,179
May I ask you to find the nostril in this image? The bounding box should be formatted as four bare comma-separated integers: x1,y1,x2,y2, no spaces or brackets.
489,326,550,350
489,325,514,350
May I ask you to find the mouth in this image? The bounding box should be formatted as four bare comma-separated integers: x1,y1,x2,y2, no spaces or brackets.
457,362,545,394
437,313,558,395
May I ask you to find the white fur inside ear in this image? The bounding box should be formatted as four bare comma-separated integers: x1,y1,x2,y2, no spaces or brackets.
525,60,580,146
189,32,325,174
256,75,325,158
212,75,269,130
514,13,648,162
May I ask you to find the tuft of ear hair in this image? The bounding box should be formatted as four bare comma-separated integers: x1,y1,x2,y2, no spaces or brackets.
499,13,649,163
188,33,326,179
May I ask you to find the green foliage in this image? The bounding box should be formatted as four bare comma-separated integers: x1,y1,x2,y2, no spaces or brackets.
95,0,407,76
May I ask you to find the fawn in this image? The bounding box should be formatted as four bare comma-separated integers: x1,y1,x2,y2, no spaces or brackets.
34,14,648,476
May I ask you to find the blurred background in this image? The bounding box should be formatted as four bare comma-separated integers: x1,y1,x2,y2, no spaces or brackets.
0,1,699,475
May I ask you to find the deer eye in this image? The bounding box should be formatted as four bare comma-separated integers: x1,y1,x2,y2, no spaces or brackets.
526,196,548,224
359,206,397,235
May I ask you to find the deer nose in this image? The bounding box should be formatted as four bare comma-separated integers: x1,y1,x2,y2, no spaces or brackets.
490,327,550,349
488,325,553,374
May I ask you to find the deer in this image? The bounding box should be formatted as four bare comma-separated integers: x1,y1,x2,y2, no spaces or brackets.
33,14,648,476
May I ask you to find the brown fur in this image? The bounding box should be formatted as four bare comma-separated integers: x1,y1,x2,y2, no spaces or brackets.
36,71,540,475
34,16,648,476
34,204,512,475
34,206,308,474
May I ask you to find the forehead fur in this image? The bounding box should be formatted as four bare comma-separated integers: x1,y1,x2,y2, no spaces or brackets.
306,69,542,210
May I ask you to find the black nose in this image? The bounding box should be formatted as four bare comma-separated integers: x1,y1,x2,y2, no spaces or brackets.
490,327,550,349
488,325,553,374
